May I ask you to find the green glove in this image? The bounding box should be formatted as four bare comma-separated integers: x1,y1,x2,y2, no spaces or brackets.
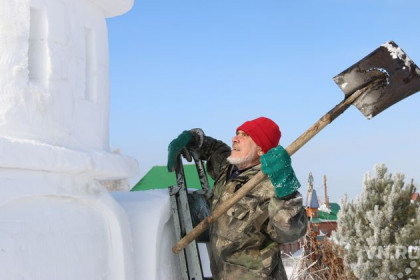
167,130,193,172
260,145,301,198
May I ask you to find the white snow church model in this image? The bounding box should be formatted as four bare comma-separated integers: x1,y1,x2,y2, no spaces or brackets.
0,0,185,279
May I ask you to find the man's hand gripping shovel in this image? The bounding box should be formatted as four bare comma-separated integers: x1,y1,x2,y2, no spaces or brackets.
172,41,420,254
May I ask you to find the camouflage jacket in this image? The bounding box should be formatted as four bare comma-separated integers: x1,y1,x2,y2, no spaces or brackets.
197,136,308,280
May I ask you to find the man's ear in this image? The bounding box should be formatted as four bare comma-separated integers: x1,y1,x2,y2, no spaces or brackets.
257,148,264,156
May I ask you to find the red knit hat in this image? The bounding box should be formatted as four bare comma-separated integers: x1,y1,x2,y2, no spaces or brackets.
237,117,281,153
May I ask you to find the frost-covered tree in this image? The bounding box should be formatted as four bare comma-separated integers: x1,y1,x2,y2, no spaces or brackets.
332,164,419,280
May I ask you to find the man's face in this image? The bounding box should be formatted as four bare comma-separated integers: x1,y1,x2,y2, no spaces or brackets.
227,130,261,170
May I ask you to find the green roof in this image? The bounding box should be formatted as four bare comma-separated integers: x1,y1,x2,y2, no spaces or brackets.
131,165,214,191
313,202,341,222
318,211,337,221
328,202,340,215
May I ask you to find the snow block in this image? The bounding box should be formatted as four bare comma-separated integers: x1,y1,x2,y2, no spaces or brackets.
112,190,182,280
0,171,135,280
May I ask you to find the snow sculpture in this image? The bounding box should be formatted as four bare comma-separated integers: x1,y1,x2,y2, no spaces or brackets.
0,0,139,279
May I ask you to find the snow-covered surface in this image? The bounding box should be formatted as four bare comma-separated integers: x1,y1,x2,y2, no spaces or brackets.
0,170,136,279
112,190,180,280
0,0,141,279
1,0,111,152
318,203,331,214
112,189,212,279
0,0,139,179
0,136,138,179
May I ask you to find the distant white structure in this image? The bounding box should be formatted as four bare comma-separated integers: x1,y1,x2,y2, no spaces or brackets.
0,0,153,279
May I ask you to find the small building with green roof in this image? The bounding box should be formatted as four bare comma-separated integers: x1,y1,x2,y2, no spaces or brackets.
307,197,340,240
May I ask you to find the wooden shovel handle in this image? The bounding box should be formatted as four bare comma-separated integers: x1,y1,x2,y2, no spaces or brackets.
172,86,371,254
286,89,363,155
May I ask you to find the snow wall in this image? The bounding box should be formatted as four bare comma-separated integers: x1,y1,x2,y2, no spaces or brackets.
0,0,208,278
0,0,170,279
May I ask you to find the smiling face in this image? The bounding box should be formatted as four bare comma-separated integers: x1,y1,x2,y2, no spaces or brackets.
227,130,263,170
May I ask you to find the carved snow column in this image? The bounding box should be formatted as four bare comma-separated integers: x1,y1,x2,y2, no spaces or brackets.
0,0,137,279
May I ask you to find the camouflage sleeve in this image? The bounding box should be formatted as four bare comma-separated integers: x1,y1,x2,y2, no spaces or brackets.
265,192,308,244
196,136,231,180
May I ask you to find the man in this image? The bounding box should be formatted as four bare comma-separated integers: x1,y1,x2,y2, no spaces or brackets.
167,117,308,280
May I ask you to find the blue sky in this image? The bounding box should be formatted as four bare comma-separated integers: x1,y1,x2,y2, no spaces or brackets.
107,0,420,202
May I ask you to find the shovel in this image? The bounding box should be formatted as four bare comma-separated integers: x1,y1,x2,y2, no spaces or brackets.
172,41,420,254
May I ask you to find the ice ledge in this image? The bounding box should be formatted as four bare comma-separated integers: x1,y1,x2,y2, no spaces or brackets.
0,136,139,180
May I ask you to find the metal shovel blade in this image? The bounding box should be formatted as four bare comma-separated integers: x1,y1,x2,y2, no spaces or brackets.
333,41,420,119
